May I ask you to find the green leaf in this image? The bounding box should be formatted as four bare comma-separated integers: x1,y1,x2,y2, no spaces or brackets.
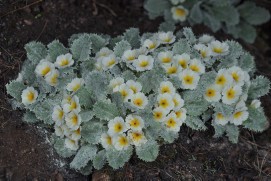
172,38,191,54
144,0,170,19
85,71,109,100
238,52,255,73
23,111,40,123
158,22,176,32
122,70,137,81
92,101,120,121
32,99,54,125
190,2,203,24
212,121,226,138
243,107,268,132
76,87,93,109
113,40,131,57
213,102,234,117
185,116,207,130
6,80,27,101
225,40,244,61
183,27,196,44
111,92,127,116
238,1,270,25
136,140,159,162
137,69,164,94
123,28,141,48
248,76,270,99
93,150,107,170
25,41,47,65
54,138,76,158
20,59,37,84
106,147,133,169
89,34,108,53
160,129,179,143
211,5,240,26
80,110,94,122
79,162,93,175
237,22,257,43
47,40,69,61
71,34,92,62
185,98,209,117
81,120,106,144
225,124,239,143
70,145,97,170
203,12,221,32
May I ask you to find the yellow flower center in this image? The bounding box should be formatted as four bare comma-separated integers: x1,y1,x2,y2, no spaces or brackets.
130,86,137,93
167,66,177,74
159,99,169,109
213,47,223,54
139,60,149,67
71,115,78,125
178,60,187,68
232,72,239,82
131,132,143,141
175,111,182,119
114,123,123,133
75,128,81,134
107,59,116,67
201,50,207,58
233,111,243,119
217,113,224,120
173,98,179,106
41,66,51,76
130,119,140,128
149,43,156,49
58,110,64,120
183,75,194,85
27,91,35,101
119,136,128,146
161,86,170,94
190,65,200,72
166,118,177,128
120,89,128,98
216,75,226,86
205,88,216,98
133,98,143,107
50,73,58,85
162,57,171,63
70,101,77,109
153,111,163,120
72,84,81,92
175,8,186,16
127,56,135,61
60,59,69,66
106,136,112,145
226,88,236,100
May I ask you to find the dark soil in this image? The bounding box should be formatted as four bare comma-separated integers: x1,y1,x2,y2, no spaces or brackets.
0,0,271,180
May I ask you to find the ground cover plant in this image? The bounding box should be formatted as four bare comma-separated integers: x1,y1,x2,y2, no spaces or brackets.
144,0,270,43
5,27,270,175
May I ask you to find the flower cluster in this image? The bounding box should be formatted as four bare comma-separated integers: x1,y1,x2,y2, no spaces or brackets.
6,28,270,174
144,0,270,43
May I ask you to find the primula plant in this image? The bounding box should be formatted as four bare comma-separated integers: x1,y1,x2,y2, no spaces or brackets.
144,0,270,43
6,27,270,175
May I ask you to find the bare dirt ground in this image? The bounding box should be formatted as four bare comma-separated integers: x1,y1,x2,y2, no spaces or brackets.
0,0,271,180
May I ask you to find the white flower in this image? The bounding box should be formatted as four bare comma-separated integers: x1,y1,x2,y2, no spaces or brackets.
174,108,187,122
118,84,133,102
130,92,148,109
64,138,79,151
215,69,234,89
213,113,229,126
101,133,113,149
172,93,184,110
158,32,176,44
52,105,64,126
21,87,38,105
153,107,168,122
159,81,176,95
204,84,221,102
112,133,130,150
209,40,229,56
198,34,214,44
45,69,59,86
158,51,174,64
65,111,81,130
171,6,189,22
162,62,181,76
70,127,81,141
194,44,211,59
163,112,182,132
54,125,64,138
62,124,72,137
143,39,160,51
170,0,185,5
126,80,142,93
95,61,103,71
125,114,145,131
61,93,72,106
109,77,125,92
96,47,113,59
55,53,74,68
179,69,200,90
102,54,118,70
133,55,154,71
128,130,147,146
157,93,175,112
228,66,245,86
188,58,205,74
222,85,242,105
230,110,249,126
63,95,81,113
174,53,190,69
108,117,127,135
66,78,84,92
35,59,55,77
122,49,137,63
251,100,261,109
